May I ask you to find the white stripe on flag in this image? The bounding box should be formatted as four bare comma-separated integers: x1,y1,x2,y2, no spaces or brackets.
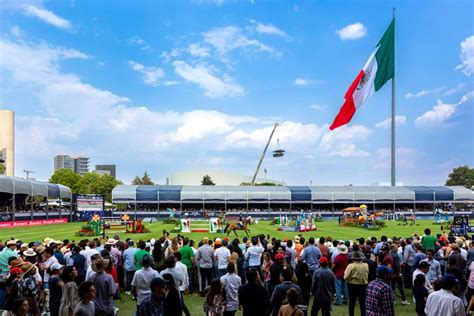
352,46,379,109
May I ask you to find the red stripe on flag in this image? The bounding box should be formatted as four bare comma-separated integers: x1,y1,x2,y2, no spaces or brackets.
329,70,365,131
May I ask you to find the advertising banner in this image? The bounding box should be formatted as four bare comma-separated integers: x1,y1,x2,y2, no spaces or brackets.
0,218,68,228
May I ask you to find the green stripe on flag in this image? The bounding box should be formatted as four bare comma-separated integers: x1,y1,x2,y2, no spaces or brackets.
374,18,395,91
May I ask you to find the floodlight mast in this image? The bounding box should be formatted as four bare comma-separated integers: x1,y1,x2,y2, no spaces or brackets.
250,122,279,186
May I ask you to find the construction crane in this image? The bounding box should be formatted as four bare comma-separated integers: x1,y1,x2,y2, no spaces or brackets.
250,123,279,186
23,170,35,179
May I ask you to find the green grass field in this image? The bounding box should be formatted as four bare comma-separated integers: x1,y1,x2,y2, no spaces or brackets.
0,219,442,243
1,219,439,315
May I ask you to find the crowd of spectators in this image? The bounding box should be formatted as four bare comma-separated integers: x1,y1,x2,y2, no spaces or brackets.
0,227,473,315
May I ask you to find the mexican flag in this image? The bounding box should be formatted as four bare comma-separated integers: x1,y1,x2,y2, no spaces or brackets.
330,19,395,131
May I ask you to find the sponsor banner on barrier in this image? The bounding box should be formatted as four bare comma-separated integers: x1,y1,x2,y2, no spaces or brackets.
0,218,68,228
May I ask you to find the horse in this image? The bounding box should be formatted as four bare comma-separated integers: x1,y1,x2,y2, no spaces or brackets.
224,217,252,237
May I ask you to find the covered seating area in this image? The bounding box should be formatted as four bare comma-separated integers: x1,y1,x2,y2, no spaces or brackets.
111,185,474,218
0,175,72,221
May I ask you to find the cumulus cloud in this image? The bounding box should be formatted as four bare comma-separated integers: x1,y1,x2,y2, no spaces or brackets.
0,36,375,182
128,61,165,86
172,60,244,97
188,43,210,58
226,121,324,149
375,116,407,129
203,26,274,56
414,91,473,128
0,39,88,85
455,35,474,76
336,22,367,40
319,125,372,157
22,4,72,30
414,100,456,128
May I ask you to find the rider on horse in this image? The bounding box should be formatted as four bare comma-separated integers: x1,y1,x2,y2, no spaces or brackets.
238,212,244,228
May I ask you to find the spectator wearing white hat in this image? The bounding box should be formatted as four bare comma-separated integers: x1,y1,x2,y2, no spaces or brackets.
49,262,64,316
332,244,349,305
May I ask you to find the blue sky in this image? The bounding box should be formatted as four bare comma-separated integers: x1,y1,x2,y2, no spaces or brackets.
0,0,473,185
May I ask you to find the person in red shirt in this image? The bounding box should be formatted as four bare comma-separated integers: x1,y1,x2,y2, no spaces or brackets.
332,244,349,305
318,237,330,260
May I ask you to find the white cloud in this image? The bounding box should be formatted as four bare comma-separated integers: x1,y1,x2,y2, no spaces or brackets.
160,48,181,63
455,35,474,76
405,84,468,99
171,110,254,143
188,43,210,58
226,121,324,149
128,61,164,87
310,104,327,111
375,147,424,169
22,4,71,30
10,25,23,37
414,91,473,128
0,36,378,183
126,36,151,51
414,99,456,128
294,78,308,86
319,125,372,157
172,60,244,97
336,22,367,40
203,26,273,56
250,20,288,38
0,39,87,85
458,90,474,104
293,78,323,86
405,90,431,99
375,115,407,129
441,83,465,97
163,80,180,86
127,36,145,46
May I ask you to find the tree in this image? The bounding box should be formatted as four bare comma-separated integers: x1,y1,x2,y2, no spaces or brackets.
49,168,84,193
131,176,143,185
445,165,474,188
201,175,215,185
49,169,122,202
131,171,154,185
81,173,122,202
0,163,5,175
142,171,154,185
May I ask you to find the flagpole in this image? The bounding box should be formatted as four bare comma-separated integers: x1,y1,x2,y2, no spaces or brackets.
391,7,396,186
